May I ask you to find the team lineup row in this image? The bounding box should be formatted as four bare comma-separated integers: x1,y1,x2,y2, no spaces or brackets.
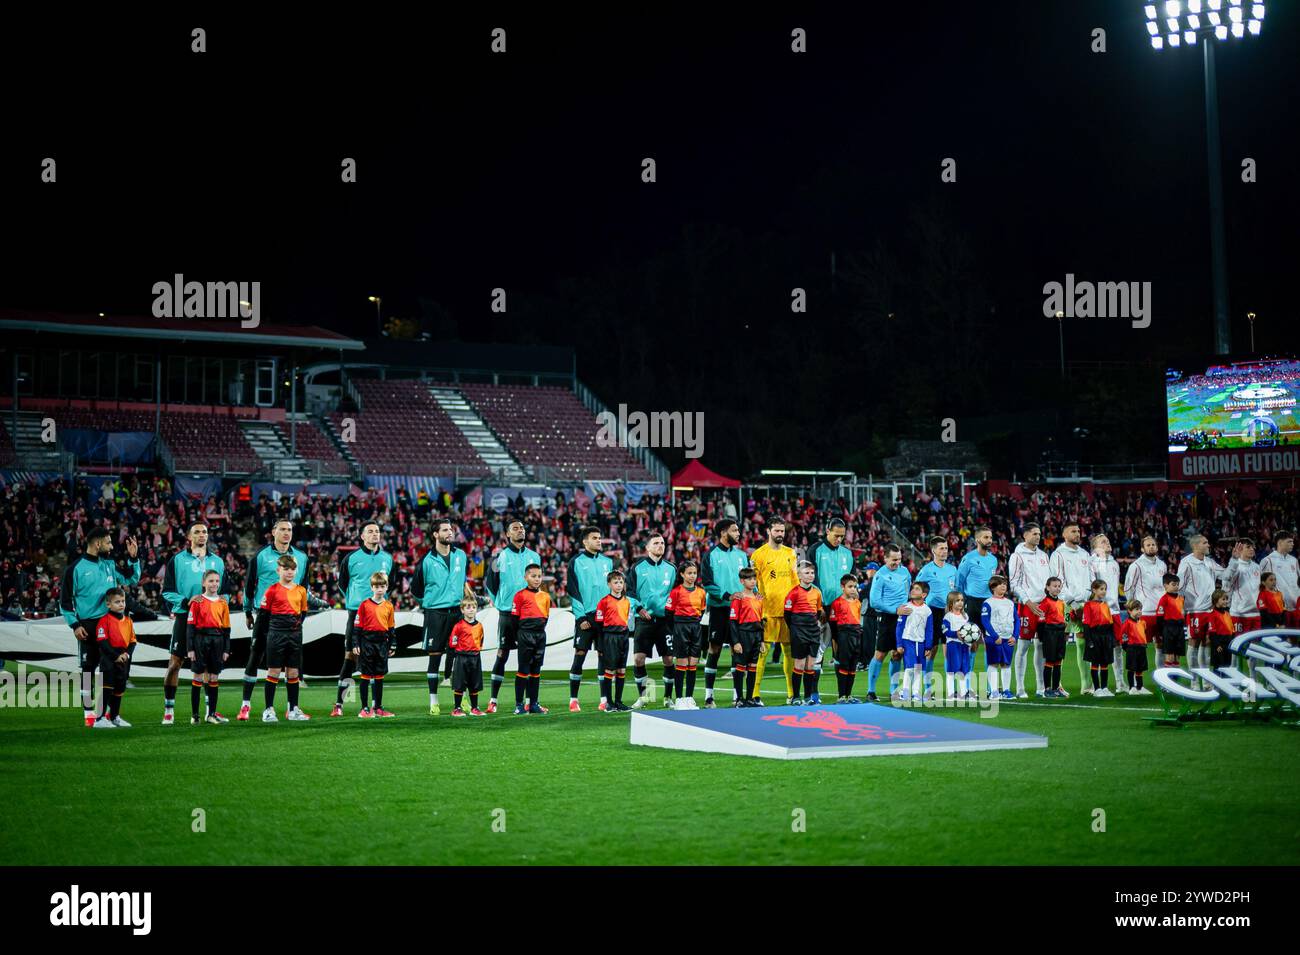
61,514,1300,727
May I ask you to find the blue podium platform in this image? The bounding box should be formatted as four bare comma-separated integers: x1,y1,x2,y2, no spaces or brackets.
629,704,1047,760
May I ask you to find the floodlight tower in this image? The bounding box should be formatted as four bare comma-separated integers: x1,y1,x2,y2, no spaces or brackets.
1144,0,1265,356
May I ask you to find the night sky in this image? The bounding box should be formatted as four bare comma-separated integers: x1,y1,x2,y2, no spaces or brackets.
4,2,1297,473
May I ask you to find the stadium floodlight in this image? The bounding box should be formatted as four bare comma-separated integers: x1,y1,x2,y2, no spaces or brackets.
1143,1,1263,355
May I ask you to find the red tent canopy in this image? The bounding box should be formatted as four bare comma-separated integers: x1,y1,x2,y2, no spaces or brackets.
671,460,740,489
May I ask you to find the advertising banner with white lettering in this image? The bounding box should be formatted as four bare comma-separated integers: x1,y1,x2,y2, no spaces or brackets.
1168,448,1300,481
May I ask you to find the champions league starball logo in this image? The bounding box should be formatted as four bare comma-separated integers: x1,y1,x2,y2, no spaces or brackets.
761,710,934,742
1150,629,1300,725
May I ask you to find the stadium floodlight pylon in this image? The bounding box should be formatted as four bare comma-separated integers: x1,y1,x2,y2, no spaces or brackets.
1144,0,1264,356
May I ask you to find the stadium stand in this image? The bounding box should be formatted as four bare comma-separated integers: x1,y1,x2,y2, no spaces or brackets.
459,383,656,481
50,407,261,473
327,380,491,477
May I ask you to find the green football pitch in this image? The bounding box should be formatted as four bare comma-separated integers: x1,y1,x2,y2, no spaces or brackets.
2,659,1298,867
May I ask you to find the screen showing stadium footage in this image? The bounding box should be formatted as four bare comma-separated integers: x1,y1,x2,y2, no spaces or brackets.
1166,357,1299,452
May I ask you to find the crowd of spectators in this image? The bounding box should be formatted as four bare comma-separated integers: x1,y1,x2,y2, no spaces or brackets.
2,473,1296,622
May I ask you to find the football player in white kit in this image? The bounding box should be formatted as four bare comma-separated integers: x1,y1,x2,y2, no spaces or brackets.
1088,534,1124,692
1049,522,1093,695
1176,534,1230,690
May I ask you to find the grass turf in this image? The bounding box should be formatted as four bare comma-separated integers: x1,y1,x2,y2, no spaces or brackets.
2,656,1298,866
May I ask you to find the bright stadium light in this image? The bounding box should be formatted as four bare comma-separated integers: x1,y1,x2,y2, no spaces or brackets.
1143,1,1263,355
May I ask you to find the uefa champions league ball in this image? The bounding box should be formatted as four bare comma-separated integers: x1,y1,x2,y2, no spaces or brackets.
959,623,982,646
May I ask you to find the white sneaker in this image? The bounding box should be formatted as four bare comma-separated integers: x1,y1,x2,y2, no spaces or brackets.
262,707,278,723
1082,686,1095,696
1114,685,1128,695
93,717,117,729
1094,688,1113,699
1017,691,1029,699
1058,687,1069,698
112,716,132,728
673,698,689,711
1137,686,1153,696
161,710,175,726
630,696,646,710
684,698,699,711
286,707,311,721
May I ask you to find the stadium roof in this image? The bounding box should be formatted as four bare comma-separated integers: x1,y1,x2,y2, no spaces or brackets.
0,309,365,351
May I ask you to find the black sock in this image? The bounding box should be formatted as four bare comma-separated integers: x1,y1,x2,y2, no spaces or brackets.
684,665,697,698
287,678,300,710
673,665,685,698
428,655,441,695
1099,666,1108,690
373,678,384,709
99,683,111,718
615,675,625,703
600,675,611,701
338,656,354,693
662,663,675,698
704,648,721,692
491,654,507,697
443,655,454,680
164,683,177,706
1136,672,1144,689
805,669,819,698
733,666,746,698
745,666,757,699
191,680,203,717
360,677,370,709
205,682,218,717
110,691,124,719
515,673,526,706
569,656,584,699
454,691,464,710
265,678,278,708
243,676,257,704
634,663,648,696
528,675,541,706
1090,666,1099,690
470,693,479,710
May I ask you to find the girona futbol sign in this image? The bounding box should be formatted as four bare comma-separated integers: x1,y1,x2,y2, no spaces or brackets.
1150,630,1300,725
1168,448,1300,480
